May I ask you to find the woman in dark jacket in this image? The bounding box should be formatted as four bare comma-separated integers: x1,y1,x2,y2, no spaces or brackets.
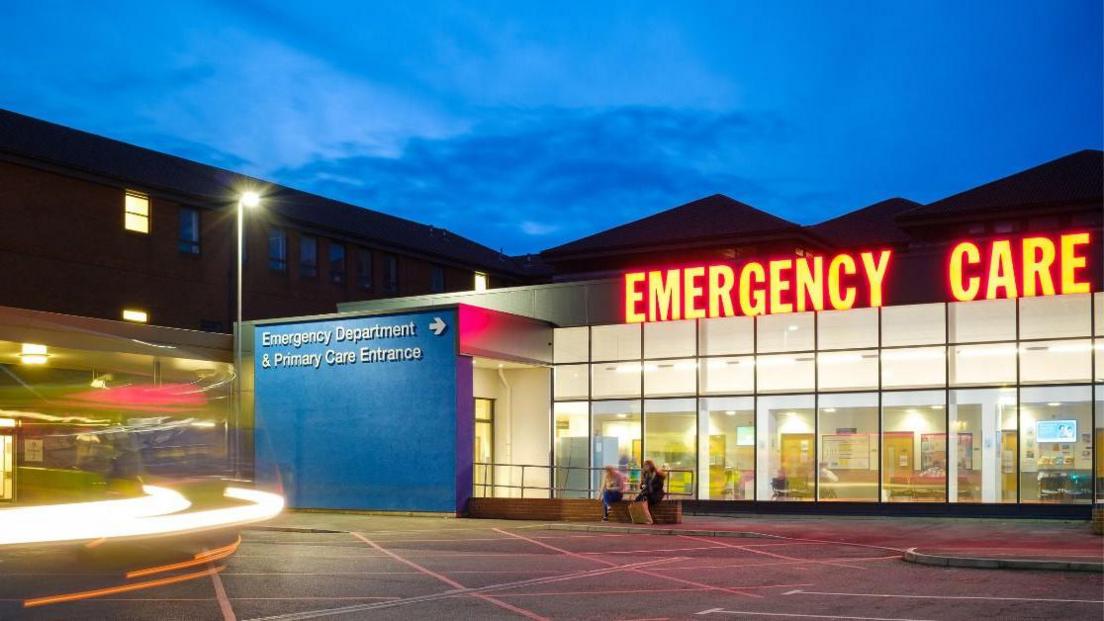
636,460,666,507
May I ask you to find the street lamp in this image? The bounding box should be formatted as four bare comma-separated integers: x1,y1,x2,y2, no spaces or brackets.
235,191,261,478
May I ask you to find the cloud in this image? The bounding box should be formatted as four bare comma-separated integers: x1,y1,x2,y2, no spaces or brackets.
273,105,791,254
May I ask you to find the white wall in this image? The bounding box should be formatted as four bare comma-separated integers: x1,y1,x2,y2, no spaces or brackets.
473,365,551,497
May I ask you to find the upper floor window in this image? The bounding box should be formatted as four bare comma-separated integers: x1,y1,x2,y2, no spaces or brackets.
357,249,373,290
474,271,488,291
329,243,346,284
268,228,287,272
178,207,200,254
124,191,150,233
299,235,318,278
384,254,399,294
431,265,445,293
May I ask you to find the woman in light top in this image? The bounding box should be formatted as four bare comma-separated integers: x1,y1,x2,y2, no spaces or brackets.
600,465,627,521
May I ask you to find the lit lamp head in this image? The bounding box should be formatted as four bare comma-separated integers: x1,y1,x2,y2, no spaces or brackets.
240,191,261,209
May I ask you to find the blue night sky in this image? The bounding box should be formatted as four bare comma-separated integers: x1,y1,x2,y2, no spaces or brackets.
1,1,1100,254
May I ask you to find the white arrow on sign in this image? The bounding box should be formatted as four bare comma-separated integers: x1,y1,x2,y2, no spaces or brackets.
429,317,448,336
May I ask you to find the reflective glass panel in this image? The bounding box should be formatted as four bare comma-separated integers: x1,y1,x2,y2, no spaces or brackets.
756,394,815,501
950,343,1016,387
592,401,642,491
553,402,589,498
1019,386,1093,504
818,393,879,502
644,399,696,497
554,327,589,364
881,347,946,389
644,359,696,397
1019,295,1091,339
949,299,1015,343
756,353,815,393
817,307,878,350
757,312,814,353
882,391,946,503
591,324,641,361
644,320,695,359
949,389,1017,503
591,362,641,399
699,316,754,356
817,350,878,391
1019,340,1092,384
699,357,754,395
553,364,588,400
699,397,755,500
881,303,944,347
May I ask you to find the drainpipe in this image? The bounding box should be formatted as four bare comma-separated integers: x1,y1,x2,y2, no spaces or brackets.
497,367,513,496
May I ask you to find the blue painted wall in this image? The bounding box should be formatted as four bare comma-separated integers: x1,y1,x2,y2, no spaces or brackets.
253,309,463,512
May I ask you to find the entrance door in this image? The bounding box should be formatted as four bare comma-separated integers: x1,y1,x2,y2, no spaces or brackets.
473,399,494,496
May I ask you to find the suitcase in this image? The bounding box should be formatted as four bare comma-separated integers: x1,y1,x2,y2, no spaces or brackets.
628,500,653,525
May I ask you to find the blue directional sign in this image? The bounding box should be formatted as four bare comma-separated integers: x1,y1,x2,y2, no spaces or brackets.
253,309,462,512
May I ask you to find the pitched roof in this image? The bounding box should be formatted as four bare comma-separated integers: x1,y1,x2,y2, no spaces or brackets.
0,108,525,276
809,198,921,247
902,149,1103,221
541,193,804,259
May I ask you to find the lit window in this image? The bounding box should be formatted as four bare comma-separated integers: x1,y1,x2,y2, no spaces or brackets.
299,236,317,278
329,243,346,284
178,207,200,254
431,265,445,293
474,271,488,291
122,309,148,323
124,191,150,233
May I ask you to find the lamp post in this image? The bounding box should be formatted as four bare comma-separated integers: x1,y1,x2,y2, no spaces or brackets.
235,191,260,478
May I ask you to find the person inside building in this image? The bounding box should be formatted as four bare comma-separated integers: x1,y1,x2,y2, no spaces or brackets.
635,460,666,508
600,465,627,521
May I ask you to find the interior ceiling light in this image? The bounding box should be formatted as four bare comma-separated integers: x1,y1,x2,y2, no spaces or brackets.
20,343,48,365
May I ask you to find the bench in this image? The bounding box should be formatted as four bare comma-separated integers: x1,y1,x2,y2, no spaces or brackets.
607,499,683,524
465,497,682,524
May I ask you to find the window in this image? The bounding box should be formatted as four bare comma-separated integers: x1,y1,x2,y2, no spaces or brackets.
757,312,814,353
329,243,346,284
818,307,877,350
882,303,945,346
592,401,642,489
553,364,588,400
591,362,641,399
591,324,640,361
756,353,814,393
949,388,1017,503
644,359,696,397
818,393,879,501
474,271,488,291
299,236,318,278
431,265,445,293
1019,295,1091,339
357,249,373,290
756,394,815,501
644,399,696,496
384,255,398,293
554,327,589,364
700,357,754,395
949,299,1015,343
1019,340,1092,384
699,397,755,499
124,191,150,233
1019,386,1093,504
267,229,287,272
554,402,589,498
644,320,695,359
881,347,946,388
699,316,753,356
817,350,878,391
122,309,148,323
882,390,946,503
950,343,1016,386
178,207,199,254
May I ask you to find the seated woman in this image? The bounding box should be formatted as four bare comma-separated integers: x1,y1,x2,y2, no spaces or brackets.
600,465,627,521
635,460,666,508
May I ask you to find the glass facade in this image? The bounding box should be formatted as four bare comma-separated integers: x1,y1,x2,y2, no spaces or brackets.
552,292,1102,505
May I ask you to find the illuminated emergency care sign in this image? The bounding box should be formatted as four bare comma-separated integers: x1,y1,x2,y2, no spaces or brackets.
624,250,893,323
623,231,1094,323
948,232,1092,301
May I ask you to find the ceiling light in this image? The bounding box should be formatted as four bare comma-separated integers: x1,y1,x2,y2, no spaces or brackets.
20,343,48,365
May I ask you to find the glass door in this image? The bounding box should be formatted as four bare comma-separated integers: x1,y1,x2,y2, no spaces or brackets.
473,399,494,496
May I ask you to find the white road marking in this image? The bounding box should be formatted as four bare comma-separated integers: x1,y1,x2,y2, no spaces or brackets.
783,589,1104,604
695,608,938,621
208,560,236,621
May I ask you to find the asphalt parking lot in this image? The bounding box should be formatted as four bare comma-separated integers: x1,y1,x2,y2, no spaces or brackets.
0,516,1101,620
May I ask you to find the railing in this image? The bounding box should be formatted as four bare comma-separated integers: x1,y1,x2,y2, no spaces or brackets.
472,462,696,500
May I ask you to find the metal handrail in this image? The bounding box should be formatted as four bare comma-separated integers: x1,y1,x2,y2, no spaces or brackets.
472,462,696,500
